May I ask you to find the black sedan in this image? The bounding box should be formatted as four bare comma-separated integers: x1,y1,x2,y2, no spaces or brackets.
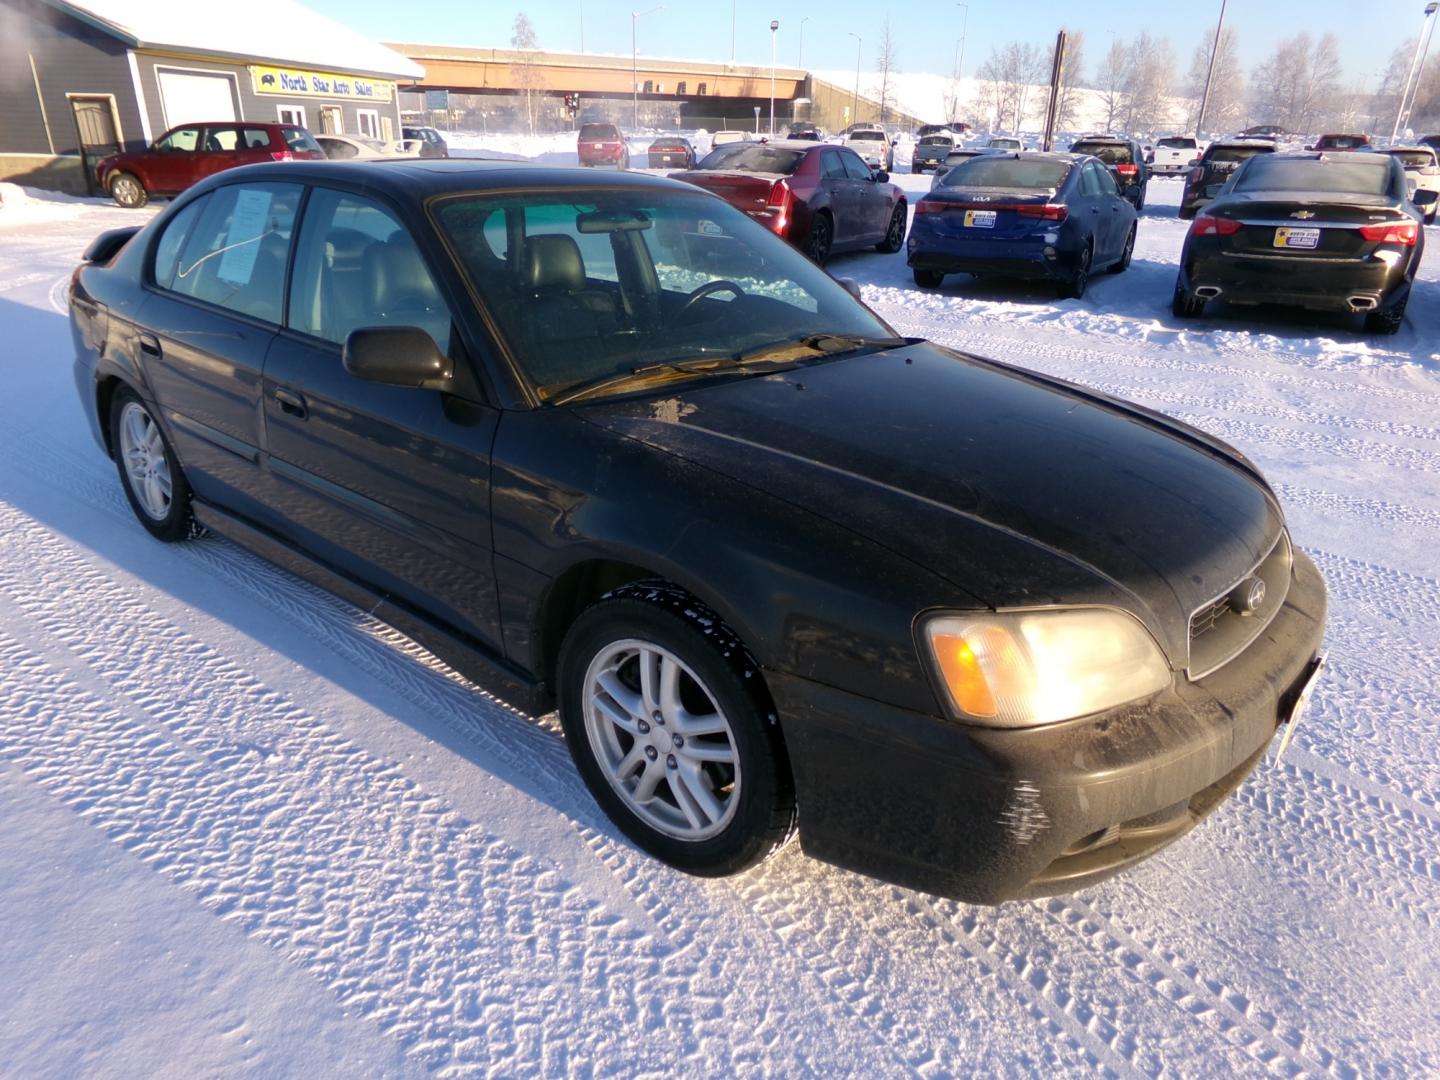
1173,152,1423,334
908,152,1138,298
69,160,1326,904
646,137,697,169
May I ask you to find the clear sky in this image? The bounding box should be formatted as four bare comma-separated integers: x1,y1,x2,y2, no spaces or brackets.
312,0,1430,90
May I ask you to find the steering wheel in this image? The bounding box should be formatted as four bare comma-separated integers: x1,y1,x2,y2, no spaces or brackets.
672,279,745,323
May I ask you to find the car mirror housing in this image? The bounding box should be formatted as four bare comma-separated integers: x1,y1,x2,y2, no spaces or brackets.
835,277,863,302
874,170,889,183
343,327,453,390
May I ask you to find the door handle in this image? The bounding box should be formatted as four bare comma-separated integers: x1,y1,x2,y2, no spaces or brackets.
138,333,161,356
273,386,308,419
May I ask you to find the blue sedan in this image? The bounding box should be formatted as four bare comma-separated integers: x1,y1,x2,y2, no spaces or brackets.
907,152,1138,299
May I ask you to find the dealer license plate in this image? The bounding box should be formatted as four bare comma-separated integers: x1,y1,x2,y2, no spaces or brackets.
964,210,997,229
1273,655,1325,763
1274,226,1321,249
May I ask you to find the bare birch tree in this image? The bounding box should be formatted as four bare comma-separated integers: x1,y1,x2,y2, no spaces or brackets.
1185,26,1245,133
511,13,542,135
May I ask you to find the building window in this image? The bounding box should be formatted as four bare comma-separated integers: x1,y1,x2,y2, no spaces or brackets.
357,109,380,139
642,80,653,94
676,81,686,95
318,105,343,134
277,104,306,128
697,82,707,96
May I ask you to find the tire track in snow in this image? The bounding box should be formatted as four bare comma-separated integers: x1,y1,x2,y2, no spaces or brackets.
1273,483,1440,536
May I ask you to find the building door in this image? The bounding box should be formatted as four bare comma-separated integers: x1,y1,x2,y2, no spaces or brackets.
69,96,122,196
318,105,343,134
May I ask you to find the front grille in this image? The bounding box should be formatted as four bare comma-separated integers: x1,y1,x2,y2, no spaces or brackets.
1187,532,1293,680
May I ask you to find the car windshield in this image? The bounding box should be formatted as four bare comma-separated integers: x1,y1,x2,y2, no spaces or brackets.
988,139,1020,148
1207,144,1272,164
1235,158,1391,195
1389,151,1435,168
919,136,953,146
433,189,895,401
1319,135,1367,148
697,144,804,174
1072,142,1133,165
1158,137,1196,149
580,125,619,140
283,128,322,153
939,157,1070,190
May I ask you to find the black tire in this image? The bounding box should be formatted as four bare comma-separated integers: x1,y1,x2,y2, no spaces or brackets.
1172,279,1205,319
806,212,833,264
876,204,906,253
1178,206,1196,220
557,582,796,876
1133,185,1146,212
1364,294,1407,335
109,171,148,209
913,268,944,288
109,386,197,541
1110,224,1136,273
1059,244,1091,299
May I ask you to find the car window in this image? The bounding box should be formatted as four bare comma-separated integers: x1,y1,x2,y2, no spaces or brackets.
204,126,243,152
1235,158,1392,196
320,137,358,159
151,195,210,290
941,157,1069,190
1206,145,1272,164
288,188,451,353
241,127,272,150
820,151,847,179
840,151,873,180
1157,138,1196,149
1390,151,1436,168
580,124,619,140
281,128,322,153
155,127,201,153
166,182,301,324
1079,164,1104,197
433,190,891,397
1071,142,1133,165
697,144,804,174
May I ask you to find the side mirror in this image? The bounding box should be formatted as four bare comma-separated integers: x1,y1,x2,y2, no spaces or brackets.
1188,157,1200,167
874,170,889,183
343,326,453,389
835,277,863,302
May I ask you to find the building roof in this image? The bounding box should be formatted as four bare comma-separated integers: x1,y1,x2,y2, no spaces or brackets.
44,0,425,80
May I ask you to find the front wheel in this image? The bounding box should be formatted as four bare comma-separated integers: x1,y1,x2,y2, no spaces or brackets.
876,204,906,253
110,387,197,541
109,172,148,209
557,583,795,876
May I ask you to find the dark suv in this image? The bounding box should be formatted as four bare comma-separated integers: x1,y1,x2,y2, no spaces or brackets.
402,126,450,159
96,122,324,207
1068,136,1150,209
1179,139,1277,219
578,123,630,169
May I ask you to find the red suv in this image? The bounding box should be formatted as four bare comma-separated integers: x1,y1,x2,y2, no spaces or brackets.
96,122,325,207
577,123,630,169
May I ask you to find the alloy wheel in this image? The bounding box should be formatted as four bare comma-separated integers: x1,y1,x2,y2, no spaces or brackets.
118,401,172,520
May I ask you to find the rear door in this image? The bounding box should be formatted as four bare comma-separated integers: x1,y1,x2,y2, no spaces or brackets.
1079,163,1114,254
196,124,244,181
820,150,857,243
137,180,301,519
262,186,504,650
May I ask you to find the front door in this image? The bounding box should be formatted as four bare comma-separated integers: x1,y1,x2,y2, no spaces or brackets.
70,96,121,196
261,186,504,650
318,106,343,135
146,126,203,194
138,180,302,520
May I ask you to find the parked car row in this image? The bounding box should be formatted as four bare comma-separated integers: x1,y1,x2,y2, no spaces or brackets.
69,156,1328,904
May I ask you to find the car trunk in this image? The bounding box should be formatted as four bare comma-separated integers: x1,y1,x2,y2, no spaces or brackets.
678,170,785,212
1205,196,1403,260
918,190,1059,239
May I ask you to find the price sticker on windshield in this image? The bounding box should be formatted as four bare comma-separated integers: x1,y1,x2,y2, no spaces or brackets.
963,209,997,229
1274,226,1320,249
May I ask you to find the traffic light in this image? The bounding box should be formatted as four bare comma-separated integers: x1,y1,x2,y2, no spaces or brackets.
563,93,578,117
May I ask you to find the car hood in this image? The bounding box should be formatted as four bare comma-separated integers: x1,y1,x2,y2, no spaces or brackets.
578,342,1283,663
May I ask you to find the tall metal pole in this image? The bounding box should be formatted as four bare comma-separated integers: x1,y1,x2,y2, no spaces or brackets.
848,32,862,127
731,0,736,64
1394,3,1440,143
1195,0,1228,136
770,20,779,135
954,4,969,81
798,17,808,68
579,0,585,52
1408,15,1440,131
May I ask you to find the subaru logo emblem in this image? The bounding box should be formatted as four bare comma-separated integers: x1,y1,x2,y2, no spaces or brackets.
1228,577,1267,616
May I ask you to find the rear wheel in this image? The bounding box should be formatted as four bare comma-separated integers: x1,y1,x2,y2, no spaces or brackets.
876,204,906,253
109,172,147,209
557,583,795,876
110,387,196,541
1059,245,1091,299
806,213,833,264
1364,293,1407,335
913,268,944,288
1110,224,1136,273
1172,279,1205,319
1133,185,1146,212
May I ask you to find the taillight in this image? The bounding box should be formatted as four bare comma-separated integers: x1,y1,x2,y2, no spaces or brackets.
270,150,294,162
767,179,791,209
1190,214,1242,236
1358,221,1418,246
1116,163,1138,177
915,198,947,215
1017,204,1069,222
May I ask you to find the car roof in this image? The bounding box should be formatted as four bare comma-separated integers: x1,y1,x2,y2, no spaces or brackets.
1265,151,1390,164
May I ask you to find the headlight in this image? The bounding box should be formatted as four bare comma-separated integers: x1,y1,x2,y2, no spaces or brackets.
922,608,1172,728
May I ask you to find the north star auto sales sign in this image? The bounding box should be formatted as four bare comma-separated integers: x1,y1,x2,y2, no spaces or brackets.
250,66,395,103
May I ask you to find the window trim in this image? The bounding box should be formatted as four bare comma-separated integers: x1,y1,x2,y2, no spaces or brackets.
277,104,306,128
356,108,380,140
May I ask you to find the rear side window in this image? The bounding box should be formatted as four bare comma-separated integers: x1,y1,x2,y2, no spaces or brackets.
820,151,847,179
1235,158,1392,196
241,127,272,149
152,196,210,290
840,151,874,180
282,128,322,153
941,157,1070,190
204,126,242,151
1157,137,1196,149
697,144,803,174
165,182,302,324
287,189,452,353
1390,151,1435,168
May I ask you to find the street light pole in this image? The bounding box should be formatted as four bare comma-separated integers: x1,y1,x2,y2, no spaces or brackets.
953,4,968,81
632,6,663,131
798,16,809,68
1394,3,1440,143
770,19,780,135
848,32,862,127
579,0,585,52
1195,0,1229,137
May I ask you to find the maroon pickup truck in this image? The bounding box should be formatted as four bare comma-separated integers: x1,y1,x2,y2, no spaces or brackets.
96,122,325,207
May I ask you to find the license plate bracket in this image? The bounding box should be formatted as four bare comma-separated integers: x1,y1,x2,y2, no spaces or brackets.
1274,226,1321,249
1274,655,1325,762
964,209,997,229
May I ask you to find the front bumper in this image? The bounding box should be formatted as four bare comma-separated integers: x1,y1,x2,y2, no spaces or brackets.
770,549,1327,904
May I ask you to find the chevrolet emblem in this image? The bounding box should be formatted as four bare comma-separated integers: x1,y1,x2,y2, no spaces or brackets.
1290,210,1316,219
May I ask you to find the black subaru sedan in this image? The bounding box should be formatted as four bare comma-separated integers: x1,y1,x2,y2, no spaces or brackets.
1173,152,1422,334
69,160,1326,903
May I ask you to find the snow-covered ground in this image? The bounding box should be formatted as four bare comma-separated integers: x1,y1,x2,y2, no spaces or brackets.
2,166,1438,1078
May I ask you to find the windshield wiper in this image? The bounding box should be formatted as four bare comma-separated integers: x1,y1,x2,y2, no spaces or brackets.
735,333,910,363
547,354,764,406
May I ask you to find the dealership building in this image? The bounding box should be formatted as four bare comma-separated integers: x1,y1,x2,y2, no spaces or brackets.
0,0,423,193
